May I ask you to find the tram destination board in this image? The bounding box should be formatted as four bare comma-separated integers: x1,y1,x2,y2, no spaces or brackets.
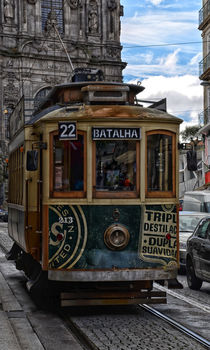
92,127,141,140
58,121,77,140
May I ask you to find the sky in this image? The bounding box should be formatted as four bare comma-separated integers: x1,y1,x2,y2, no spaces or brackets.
120,0,203,132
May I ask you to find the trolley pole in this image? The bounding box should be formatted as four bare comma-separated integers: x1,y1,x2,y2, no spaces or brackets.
53,23,74,75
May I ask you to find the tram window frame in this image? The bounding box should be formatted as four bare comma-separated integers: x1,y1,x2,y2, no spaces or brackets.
146,130,176,198
93,140,140,199
50,130,87,198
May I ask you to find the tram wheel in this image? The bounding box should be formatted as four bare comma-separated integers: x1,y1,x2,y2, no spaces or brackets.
186,260,202,290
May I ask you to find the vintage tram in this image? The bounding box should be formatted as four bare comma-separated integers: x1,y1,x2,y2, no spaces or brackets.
7,69,182,307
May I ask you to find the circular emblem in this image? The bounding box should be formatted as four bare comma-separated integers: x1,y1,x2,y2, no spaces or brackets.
49,205,87,269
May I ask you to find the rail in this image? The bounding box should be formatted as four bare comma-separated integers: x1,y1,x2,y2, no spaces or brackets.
199,52,210,77
141,304,210,349
199,0,210,26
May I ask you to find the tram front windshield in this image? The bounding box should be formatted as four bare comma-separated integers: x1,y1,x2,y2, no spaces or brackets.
53,134,84,192
96,140,136,192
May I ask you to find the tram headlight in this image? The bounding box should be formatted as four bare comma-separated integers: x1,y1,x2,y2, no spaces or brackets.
104,224,130,251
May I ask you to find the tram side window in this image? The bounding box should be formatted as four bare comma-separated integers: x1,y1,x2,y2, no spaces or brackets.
95,140,138,196
147,132,175,196
53,134,84,193
9,147,24,205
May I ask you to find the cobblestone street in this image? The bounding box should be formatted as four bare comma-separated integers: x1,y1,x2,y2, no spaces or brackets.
0,224,209,350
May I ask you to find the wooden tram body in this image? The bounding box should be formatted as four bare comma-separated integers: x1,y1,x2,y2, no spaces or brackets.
8,73,182,306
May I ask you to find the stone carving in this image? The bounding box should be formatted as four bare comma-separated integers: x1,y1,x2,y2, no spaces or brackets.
107,0,119,39
6,59,13,67
4,73,19,106
107,47,121,59
4,0,14,23
22,40,48,54
88,1,98,34
44,9,59,37
67,0,82,8
27,0,37,4
42,76,62,84
108,0,117,11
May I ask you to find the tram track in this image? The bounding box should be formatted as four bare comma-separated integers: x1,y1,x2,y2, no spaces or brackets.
0,226,209,350
141,304,210,350
61,297,210,350
154,282,210,313
60,311,99,350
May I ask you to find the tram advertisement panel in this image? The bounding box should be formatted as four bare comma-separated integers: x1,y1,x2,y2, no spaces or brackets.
48,205,177,270
139,205,178,267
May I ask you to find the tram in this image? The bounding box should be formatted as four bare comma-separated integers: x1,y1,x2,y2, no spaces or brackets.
7,69,182,307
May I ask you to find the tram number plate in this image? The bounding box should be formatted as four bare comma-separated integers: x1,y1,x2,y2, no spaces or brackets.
58,122,77,140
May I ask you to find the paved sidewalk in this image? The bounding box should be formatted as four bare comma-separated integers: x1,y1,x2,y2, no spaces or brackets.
0,224,44,350
0,224,84,350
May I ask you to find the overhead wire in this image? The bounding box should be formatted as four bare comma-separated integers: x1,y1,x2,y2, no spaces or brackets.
123,41,203,49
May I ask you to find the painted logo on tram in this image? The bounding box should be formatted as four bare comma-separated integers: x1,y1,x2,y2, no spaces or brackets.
139,205,178,266
48,205,87,269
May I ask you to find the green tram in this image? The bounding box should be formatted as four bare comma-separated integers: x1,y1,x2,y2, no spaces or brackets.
7,70,182,307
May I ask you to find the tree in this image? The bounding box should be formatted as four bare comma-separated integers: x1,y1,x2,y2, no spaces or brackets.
180,125,201,142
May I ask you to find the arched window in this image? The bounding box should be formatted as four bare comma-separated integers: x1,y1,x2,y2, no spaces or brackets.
41,0,64,34
34,87,52,110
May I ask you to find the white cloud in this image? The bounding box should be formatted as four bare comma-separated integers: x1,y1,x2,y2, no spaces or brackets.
121,10,199,53
158,48,181,72
147,0,164,4
189,52,202,66
124,49,193,77
129,75,203,131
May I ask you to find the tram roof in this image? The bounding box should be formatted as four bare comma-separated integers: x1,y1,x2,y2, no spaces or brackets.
30,103,183,125
33,81,145,114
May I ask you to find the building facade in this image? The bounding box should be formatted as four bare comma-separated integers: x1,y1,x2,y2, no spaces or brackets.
0,0,126,205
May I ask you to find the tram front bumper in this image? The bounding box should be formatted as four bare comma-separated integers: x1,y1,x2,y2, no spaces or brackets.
48,268,177,282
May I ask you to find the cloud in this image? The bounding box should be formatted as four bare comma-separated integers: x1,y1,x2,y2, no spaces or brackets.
128,75,203,131
158,48,181,72
123,49,196,77
190,52,202,66
121,10,200,54
148,0,164,5
121,0,203,137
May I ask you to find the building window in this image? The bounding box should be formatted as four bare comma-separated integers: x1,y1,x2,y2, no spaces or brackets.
93,140,140,198
50,131,86,198
146,131,175,198
41,0,64,33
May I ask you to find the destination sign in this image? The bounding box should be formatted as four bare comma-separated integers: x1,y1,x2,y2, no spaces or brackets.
92,127,141,140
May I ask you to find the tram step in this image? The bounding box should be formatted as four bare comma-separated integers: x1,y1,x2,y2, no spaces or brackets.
60,290,167,307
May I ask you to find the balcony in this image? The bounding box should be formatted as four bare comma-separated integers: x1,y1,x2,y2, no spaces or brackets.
199,106,210,126
199,53,210,80
199,0,210,30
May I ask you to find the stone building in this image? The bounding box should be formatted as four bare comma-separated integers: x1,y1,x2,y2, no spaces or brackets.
0,0,126,204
